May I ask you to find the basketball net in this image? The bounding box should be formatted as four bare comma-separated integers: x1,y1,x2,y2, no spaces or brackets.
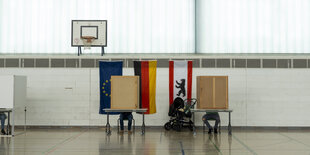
81,36,95,50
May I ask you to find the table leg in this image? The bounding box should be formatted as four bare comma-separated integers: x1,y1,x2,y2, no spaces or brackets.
7,111,11,135
24,107,27,132
192,112,196,135
141,113,145,135
228,112,232,135
106,113,111,135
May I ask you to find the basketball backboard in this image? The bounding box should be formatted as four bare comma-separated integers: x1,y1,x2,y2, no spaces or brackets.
71,20,107,47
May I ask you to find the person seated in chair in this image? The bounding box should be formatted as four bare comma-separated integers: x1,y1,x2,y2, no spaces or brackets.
119,112,133,134
0,113,7,135
202,112,220,134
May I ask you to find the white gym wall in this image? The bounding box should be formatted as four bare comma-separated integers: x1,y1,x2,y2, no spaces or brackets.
1,62,310,127
1,0,310,128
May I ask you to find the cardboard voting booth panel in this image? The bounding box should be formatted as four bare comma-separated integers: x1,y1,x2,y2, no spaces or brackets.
111,76,139,109
197,76,228,109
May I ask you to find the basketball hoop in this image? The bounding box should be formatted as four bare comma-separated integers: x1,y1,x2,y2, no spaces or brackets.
81,36,95,50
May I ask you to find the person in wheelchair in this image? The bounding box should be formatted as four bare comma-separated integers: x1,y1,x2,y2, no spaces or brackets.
202,112,220,134
119,112,133,134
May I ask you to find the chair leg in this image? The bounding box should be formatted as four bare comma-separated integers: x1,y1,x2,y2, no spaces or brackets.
203,122,205,132
133,119,135,132
117,118,120,133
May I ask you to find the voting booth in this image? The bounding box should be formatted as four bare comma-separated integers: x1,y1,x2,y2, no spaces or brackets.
0,75,27,136
196,76,229,109
110,76,139,109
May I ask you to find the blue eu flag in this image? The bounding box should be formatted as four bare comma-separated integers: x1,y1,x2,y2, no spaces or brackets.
99,61,123,114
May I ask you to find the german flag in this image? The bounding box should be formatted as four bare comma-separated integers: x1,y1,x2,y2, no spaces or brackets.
134,61,157,114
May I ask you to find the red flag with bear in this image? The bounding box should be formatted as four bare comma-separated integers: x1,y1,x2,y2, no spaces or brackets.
169,60,192,105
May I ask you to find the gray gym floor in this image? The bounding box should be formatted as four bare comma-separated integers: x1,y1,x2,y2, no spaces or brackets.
1,128,310,155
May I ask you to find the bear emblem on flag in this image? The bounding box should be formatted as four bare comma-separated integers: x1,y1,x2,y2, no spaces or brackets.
175,79,186,97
